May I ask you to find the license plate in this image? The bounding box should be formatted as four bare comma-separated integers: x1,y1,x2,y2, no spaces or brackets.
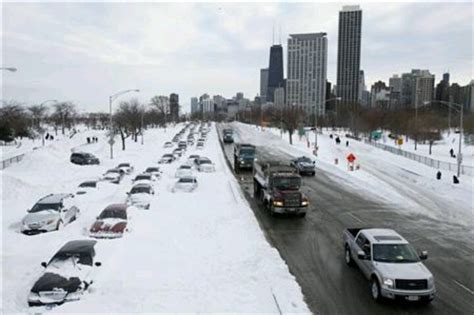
406,296,420,301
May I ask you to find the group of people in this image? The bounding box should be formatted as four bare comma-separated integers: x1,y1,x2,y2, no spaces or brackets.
329,134,349,147
87,137,98,144
44,133,54,141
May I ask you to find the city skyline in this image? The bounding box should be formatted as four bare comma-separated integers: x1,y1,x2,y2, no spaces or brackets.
2,2,472,112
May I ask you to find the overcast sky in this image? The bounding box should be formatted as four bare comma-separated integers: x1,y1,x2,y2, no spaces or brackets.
1,1,472,113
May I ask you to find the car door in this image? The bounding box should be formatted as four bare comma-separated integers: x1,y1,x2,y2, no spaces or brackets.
355,234,372,277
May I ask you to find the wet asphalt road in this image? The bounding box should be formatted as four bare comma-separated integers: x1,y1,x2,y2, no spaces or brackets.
217,124,474,315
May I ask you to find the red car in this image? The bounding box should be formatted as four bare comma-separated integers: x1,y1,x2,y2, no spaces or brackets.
89,204,128,238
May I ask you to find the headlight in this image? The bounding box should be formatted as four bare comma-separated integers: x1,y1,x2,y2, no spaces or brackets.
301,200,309,206
28,292,40,301
273,200,284,207
427,276,434,288
383,278,394,288
240,161,245,164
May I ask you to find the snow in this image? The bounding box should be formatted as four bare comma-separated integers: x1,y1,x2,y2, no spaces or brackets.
232,123,473,230
1,123,309,313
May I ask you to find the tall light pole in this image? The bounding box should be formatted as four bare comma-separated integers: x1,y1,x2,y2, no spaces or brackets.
39,99,58,146
141,105,145,145
314,97,341,148
424,100,464,178
0,67,17,72
109,89,140,159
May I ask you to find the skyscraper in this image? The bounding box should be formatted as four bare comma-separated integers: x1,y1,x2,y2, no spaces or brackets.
267,44,284,102
287,33,328,115
260,68,269,103
190,97,199,114
389,74,402,108
435,72,450,103
169,93,179,122
412,70,435,108
337,5,362,104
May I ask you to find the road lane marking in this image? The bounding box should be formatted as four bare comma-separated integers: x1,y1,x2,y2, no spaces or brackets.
454,280,474,295
347,212,363,223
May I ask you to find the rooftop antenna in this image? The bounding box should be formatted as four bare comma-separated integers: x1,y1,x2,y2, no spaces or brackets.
272,22,275,44
279,24,282,45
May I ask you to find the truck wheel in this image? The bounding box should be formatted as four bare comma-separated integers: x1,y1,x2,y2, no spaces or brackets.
345,246,354,266
371,278,382,302
298,212,306,218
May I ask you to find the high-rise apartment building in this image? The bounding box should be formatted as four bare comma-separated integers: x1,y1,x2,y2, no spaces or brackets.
337,5,362,104
190,97,199,114
389,74,402,108
287,33,328,116
260,68,269,103
412,70,435,108
169,93,179,122
267,44,284,102
274,87,285,107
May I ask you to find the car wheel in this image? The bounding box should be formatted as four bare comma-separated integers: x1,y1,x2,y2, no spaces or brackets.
56,220,64,230
371,278,382,302
345,246,354,266
312,172,316,176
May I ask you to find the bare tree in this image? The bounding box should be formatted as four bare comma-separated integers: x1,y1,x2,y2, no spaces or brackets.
0,100,30,141
281,105,305,145
28,104,49,145
52,102,76,135
114,98,145,150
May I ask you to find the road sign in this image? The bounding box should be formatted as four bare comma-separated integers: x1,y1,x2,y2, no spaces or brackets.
108,139,115,145
347,153,356,163
397,138,403,146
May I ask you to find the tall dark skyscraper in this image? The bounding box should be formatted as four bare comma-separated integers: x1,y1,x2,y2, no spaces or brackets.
169,93,179,122
267,44,284,102
337,5,362,104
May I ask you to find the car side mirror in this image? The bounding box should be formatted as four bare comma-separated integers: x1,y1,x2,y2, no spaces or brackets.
96,216,100,220
313,161,316,164
41,262,47,268
95,262,102,267
419,250,428,260
357,250,369,260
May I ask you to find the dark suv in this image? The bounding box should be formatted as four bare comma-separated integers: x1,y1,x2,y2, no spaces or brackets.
70,152,100,165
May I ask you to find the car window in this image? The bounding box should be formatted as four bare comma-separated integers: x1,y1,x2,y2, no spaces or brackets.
79,181,96,188
99,209,127,220
179,178,194,183
131,186,151,194
30,203,61,213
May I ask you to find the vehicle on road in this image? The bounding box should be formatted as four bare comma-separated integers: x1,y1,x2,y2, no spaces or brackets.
172,176,198,192
223,129,234,143
70,152,100,165
253,160,308,217
27,240,101,306
89,204,128,239
178,141,187,151
21,194,80,234
127,183,154,209
132,173,154,185
290,156,316,176
195,157,216,172
76,180,98,195
173,148,184,158
101,172,121,184
234,143,256,173
186,154,200,166
117,163,134,174
158,153,175,164
196,141,205,150
144,166,162,179
175,164,193,178
164,141,173,148
343,228,435,303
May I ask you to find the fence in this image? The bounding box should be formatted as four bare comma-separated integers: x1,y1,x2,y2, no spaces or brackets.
1,154,26,170
364,140,473,176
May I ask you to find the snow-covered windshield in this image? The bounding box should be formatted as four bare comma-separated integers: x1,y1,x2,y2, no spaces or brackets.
146,168,159,172
118,163,130,167
79,181,96,188
298,157,312,163
47,256,92,278
131,186,151,194
200,160,211,164
99,209,126,220
135,175,151,181
373,244,420,263
272,177,301,190
179,165,191,169
178,178,195,183
30,203,61,213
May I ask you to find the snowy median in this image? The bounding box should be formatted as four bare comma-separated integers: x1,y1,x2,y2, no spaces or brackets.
1,123,309,313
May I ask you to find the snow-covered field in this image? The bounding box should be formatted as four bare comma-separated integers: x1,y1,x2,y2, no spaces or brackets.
233,123,473,230
1,123,309,313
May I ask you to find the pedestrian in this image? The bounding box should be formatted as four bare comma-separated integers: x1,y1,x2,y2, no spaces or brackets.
50,135,54,140
335,136,341,145
87,137,90,144
449,148,454,158
329,134,333,139
453,175,459,184
346,140,349,147
436,170,442,180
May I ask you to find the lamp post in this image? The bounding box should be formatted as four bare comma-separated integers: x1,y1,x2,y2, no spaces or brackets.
314,97,341,148
141,106,145,145
109,89,140,159
0,67,17,72
39,99,58,146
424,100,464,178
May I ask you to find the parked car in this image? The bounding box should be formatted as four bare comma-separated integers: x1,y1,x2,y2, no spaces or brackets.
196,157,215,172
116,163,134,174
127,183,154,209
290,156,316,176
27,240,102,306
89,204,128,239
158,153,175,164
186,154,200,166
175,165,193,178
173,148,184,158
144,166,162,179
102,172,121,184
70,152,99,165
21,194,80,234
164,141,173,148
196,141,205,150
76,180,98,195
172,176,198,193
343,228,435,303
132,173,154,185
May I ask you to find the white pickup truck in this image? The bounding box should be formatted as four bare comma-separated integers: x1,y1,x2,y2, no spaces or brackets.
343,228,435,303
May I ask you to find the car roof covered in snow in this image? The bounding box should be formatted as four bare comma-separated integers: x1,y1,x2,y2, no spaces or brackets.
39,193,72,204
56,240,97,256
132,183,152,189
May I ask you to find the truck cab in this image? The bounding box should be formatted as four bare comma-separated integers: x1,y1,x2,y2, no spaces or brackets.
233,143,256,173
343,228,435,303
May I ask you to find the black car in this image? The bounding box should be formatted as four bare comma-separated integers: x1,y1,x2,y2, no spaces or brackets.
70,152,100,165
27,240,101,306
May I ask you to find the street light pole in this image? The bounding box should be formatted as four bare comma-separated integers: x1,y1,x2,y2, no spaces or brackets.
109,89,140,159
141,107,144,145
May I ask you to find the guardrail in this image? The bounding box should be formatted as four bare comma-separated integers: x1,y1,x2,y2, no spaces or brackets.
365,140,473,176
1,154,26,170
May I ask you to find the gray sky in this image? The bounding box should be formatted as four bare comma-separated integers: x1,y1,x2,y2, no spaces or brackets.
2,1,472,113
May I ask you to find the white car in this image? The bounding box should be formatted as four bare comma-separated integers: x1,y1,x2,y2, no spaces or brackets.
144,166,162,179
132,173,154,185
196,158,215,172
76,180,99,195
159,154,175,164
186,155,200,166
172,176,198,193
196,141,205,150
163,141,173,148
175,165,193,178
102,172,121,184
21,194,80,234
127,184,154,209
117,163,134,174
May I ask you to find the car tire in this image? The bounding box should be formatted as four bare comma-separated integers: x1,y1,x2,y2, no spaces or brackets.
312,172,316,176
56,220,64,230
345,246,354,266
298,212,306,218
371,278,382,302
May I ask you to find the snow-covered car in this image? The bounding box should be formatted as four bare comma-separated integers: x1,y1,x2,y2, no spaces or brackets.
163,141,173,148
21,194,80,235
175,165,193,178
27,240,102,306
127,183,154,209
117,162,134,174
70,152,100,165
158,153,175,164
76,180,98,195
290,156,316,176
89,204,128,239
172,176,198,193
186,154,200,166
196,157,215,172
101,172,122,184
173,148,184,158
196,141,205,150
144,166,162,179
132,173,154,185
